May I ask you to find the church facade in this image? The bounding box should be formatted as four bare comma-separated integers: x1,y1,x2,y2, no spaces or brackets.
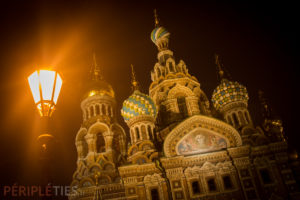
69,13,300,200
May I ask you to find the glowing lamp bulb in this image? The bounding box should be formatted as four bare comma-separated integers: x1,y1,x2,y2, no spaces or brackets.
28,69,63,117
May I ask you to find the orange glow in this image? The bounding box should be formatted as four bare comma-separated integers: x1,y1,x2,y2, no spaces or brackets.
28,69,63,117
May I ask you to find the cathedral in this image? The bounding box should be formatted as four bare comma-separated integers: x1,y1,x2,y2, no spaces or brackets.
68,12,300,200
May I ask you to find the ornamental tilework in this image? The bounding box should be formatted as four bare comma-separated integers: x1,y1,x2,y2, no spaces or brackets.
121,90,157,122
151,26,170,44
211,79,249,110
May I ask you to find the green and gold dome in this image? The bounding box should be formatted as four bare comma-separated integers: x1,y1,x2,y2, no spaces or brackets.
151,26,170,44
121,90,157,122
212,79,249,111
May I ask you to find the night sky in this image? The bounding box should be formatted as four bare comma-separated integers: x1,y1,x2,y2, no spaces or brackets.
0,0,298,192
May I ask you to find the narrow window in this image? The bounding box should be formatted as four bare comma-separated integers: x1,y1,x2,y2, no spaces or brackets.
233,113,239,126
227,116,233,125
95,105,100,115
102,104,106,115
169,62,175,72
177,97,188,118
238,111,246,125
90,106,94,117
207,178,217,192
223,176,233,189
96,133,105,153
135,127,140,140
148,126,153,140
141,125,147,139
260,169,272,184
85,108,89,119
151,188,159,200
192,181,200,194
107,106,111,116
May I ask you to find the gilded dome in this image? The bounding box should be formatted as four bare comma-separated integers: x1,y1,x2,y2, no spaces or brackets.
84,80,115,99
212,79,249,111
151,26,170,44
121,90,157,122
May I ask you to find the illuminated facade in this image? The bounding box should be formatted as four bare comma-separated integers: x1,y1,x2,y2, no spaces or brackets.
69,13,300,200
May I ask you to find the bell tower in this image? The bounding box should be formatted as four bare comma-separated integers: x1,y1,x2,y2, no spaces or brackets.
70,54,127,197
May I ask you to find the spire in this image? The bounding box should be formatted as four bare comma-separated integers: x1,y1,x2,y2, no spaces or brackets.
154,9,159,27
93,171,102,200
130,64,139,91
258,90,271,119
91,53,103,81
215,54,224,80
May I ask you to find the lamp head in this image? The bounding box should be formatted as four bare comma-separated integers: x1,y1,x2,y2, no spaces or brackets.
28,69,63,117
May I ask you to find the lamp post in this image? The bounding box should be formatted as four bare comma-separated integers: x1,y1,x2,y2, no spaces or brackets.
27,69,63,192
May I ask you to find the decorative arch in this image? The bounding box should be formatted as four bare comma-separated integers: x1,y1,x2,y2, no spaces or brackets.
79,177,94,187
139,141,154,151
88,121,110,135
167,83,195,99
88,164,102,173
128,145,139,156
164,115,242,157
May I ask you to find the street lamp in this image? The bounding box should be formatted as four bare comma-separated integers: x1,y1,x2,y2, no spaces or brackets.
28,69,62,117
27,69,63,189
28,69,62,149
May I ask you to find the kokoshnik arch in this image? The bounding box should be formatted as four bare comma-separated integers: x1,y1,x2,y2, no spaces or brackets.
68,11,300,200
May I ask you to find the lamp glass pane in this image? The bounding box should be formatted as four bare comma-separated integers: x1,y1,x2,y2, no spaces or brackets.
28,71,41,103
53,73,62,104
40,70,55,101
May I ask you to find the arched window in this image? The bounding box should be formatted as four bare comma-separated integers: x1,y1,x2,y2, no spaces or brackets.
96,133,105,153
177,97,188,118
107,106,111,116
148,125,153,140
192,181,200,194
95,105,100,115
102,104,106,115
169,62,175,72
135,127,140,140
232,113,239,127
150,188,159,200
85,108,89,119
90,106,94,117
141,125,147,140
227,115,233,125
238,111,246,125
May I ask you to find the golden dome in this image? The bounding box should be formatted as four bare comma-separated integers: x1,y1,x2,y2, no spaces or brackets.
84,80,115,99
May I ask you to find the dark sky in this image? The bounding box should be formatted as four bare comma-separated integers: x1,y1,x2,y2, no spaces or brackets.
0,0,298,190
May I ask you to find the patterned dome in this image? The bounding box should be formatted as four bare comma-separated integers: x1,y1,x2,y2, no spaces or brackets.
121,90,157,122
151,26,170,44
212,79,249,111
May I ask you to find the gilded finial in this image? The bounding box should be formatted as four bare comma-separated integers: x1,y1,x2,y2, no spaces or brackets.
154,9,159,27
91,53,103,80
94,171,101,186
215,54,224,80
131,64,139,91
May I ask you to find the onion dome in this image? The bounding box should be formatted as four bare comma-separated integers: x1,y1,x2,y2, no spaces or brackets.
84,80,115,99
121,90,157,122
151,26,170,44
83,53,115,99
212,79,249,111
121,65,156,122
